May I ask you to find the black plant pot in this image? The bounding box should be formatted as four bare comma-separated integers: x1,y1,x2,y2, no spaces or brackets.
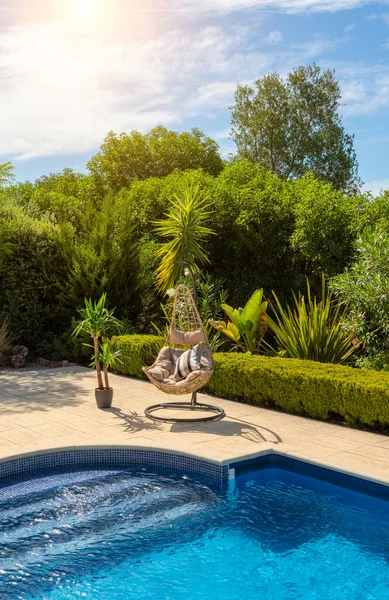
95,387,113,409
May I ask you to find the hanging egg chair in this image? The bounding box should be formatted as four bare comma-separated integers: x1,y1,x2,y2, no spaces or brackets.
143,266,225,423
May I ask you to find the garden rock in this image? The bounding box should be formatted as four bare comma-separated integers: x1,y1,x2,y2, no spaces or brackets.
2,345,29,368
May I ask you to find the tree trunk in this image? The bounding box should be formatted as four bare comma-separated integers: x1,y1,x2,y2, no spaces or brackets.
94,336,104,390
103,367,109,390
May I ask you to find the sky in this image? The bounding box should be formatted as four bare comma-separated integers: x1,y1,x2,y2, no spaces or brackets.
1,1,389,194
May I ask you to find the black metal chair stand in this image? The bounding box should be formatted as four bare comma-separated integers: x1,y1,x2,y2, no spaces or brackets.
144,391,225,424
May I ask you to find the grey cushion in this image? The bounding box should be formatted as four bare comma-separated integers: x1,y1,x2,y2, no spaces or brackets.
174,343,202,381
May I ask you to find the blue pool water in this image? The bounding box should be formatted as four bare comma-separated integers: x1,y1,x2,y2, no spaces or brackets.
2,460,389,599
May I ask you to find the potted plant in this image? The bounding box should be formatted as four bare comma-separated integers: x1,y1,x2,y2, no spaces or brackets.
72,294,121,408
93,341,122,408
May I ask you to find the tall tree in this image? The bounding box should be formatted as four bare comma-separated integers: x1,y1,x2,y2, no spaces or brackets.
87,125,223,193
230,64,360,194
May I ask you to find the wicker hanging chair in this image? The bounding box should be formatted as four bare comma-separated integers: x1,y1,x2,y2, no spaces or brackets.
143,284,213,395
143,274,225,423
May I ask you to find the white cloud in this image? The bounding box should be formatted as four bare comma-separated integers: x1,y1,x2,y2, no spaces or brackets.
265,30,283,44
0,4,347,161
0,0,384,162
362,179,389,195
344,23,355,32
177,0,380,15
0,20,240,159
213,128,231,140
338,64,389,116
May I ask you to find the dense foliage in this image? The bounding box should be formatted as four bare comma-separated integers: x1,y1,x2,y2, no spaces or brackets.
0,79,387,370
0,151,381,361
331,227,389,370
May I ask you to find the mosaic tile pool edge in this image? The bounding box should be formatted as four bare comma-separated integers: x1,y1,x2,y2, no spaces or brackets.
0,448,229,486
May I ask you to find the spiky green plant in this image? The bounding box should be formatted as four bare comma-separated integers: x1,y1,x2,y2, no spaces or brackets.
210,289,268,353
267,276,360,364
72,293,120,389
154,184,214,292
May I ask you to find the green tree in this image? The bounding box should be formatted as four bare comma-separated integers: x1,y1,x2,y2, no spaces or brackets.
87,125,223,193
230,64,360,194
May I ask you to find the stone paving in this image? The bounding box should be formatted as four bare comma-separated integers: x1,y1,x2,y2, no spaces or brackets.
1,366,389,484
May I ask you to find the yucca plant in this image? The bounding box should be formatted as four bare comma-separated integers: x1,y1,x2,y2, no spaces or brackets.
210,289,268,353
73,293,120,390
267,276,360,364
154,184,215,292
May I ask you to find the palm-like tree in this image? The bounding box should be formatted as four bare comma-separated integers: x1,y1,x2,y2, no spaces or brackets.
154,184,215,291
73,294,120,389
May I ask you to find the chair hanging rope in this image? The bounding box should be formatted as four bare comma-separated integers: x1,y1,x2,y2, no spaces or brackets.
143,263,225,423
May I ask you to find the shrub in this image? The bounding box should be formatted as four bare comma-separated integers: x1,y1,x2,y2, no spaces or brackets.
331,228,389,367
268,276,360,364
208,353,389,427
110,335,164,379
111,334,389,428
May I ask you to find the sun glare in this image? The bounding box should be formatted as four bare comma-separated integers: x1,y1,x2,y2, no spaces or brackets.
73,0,102,27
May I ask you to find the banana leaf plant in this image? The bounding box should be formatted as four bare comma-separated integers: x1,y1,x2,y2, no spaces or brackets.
210,289,268,353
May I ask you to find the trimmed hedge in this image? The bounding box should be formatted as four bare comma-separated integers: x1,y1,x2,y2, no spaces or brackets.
209,353,389,427
112,335,389,427
110,335,164,379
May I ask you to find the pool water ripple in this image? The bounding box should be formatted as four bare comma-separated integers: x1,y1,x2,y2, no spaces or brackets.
1,465,389,599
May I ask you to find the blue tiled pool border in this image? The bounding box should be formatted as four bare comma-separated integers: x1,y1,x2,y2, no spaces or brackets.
232,454,389,501
0,448,229,487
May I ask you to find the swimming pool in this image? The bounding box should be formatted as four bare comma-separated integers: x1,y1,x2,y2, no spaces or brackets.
1,454,389,599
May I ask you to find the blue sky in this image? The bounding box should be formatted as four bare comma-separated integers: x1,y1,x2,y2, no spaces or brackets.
1,0,389,194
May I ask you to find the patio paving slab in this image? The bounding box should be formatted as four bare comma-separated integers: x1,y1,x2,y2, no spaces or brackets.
1,366,389,485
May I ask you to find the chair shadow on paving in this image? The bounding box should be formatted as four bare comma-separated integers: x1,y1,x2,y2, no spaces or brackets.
0,367,90,415
171,416,282,445
106,407,162,433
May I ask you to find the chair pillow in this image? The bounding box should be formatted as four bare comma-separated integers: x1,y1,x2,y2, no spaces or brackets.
174,343,202,381
148,366,170,382
175,370,202,387
169,327,205,346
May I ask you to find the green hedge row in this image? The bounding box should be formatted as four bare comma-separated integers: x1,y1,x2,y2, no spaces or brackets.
110,335,164,379
112,335,389,427
210,353,389,427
